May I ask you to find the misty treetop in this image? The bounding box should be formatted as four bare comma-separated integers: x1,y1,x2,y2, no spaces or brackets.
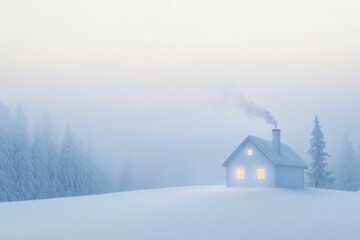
0,103,99,202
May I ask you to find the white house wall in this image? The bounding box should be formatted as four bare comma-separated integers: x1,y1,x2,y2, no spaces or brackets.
275,166,304,188
226,141,275,188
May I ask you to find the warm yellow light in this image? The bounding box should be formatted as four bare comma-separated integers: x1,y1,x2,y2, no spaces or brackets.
236,168,245,179
247,149,253,156
257,168,265,179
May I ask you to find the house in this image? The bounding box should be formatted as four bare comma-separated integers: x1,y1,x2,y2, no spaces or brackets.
222,129,308,188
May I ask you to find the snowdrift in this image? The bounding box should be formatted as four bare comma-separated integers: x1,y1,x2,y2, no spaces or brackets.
1,186,359,240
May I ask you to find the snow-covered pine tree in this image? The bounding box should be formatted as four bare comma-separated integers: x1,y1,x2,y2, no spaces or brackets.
0,103,18,202
13,104,38,200
32,114,61,199
308,116,335,188
337,136,359,191
32,130,50,199
59,126,77,196
59,125,91,196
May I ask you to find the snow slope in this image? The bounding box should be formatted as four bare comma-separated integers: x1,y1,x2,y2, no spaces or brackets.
1,186,359,240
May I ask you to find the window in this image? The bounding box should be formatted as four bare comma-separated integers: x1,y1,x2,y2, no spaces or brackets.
257,168,265,180
247,149,253,156
236,168,245,179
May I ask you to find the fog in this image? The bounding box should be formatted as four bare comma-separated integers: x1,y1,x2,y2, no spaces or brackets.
1,0,360,189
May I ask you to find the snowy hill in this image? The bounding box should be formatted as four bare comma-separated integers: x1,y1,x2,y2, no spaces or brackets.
1,186,359,240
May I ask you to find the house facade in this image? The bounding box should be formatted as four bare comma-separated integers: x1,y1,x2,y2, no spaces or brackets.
222,129,308,188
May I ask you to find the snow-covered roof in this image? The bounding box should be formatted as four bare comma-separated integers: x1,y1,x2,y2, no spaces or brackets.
222,135,308,169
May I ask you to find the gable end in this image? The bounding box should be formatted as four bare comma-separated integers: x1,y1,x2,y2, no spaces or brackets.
222,137,273,167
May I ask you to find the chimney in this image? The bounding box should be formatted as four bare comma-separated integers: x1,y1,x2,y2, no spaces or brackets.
272,129,281,154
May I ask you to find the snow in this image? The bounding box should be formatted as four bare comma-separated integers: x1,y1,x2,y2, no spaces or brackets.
1,186,359,240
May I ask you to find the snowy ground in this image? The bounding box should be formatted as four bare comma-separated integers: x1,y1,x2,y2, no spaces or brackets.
1,186,359,240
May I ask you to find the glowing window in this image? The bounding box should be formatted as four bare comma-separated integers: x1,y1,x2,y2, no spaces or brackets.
247,149,253,156
257,168,265,180
236,168,245,179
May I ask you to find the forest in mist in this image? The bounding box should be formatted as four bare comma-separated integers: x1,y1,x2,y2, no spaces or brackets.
0,102,195,202
0,103,102,201
1,101,360,202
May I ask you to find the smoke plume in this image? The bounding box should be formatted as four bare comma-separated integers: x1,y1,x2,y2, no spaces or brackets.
220,85,278,128
238,97,278,128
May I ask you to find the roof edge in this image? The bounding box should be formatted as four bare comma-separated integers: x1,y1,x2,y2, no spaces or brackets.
221,137,251,167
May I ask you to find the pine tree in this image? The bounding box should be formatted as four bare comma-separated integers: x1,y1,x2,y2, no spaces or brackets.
337,136,359,191
308,116,335,188
59,125,88,196
32,131,50,199
13,104,38,200
0,103,18,201
32,114,60,198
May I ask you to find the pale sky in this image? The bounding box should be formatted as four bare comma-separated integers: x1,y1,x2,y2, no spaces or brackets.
1,0,360,185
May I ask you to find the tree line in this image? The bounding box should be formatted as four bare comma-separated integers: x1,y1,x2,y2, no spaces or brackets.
0,103,99,202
